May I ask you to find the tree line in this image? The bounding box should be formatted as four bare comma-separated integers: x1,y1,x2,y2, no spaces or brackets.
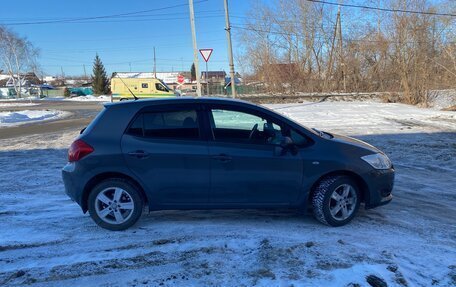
237,0,456,104
0,26,109,96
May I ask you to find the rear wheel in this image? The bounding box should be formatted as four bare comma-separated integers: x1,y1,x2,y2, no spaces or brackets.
311,175,360,226
88,179,143,231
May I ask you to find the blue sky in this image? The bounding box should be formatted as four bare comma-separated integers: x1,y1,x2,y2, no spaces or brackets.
1,0,447,76
1,0,256,76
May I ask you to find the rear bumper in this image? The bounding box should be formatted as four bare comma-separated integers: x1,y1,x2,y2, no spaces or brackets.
62,162,84,206
364,168,395,209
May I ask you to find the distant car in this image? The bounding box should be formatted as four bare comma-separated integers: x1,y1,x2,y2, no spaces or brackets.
62,98,394,230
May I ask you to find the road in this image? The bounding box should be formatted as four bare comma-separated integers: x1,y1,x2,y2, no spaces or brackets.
0,101,103,140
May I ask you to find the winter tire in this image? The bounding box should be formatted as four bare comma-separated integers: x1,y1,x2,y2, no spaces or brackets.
88,178,143,231
312,175,361,227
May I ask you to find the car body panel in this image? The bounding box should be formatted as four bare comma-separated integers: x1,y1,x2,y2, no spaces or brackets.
62,97,394,214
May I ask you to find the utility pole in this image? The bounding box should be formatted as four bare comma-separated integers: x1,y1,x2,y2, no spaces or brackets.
189,0,202,97
83,64,87,81
61,66,65,85
337,7,346,92
325,10,338,92
223,0,236,98
153,46,157,78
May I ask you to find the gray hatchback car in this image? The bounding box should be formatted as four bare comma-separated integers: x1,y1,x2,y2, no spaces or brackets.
62,97,394,230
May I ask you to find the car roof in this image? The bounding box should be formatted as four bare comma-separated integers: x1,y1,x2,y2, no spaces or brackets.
104,96,257,108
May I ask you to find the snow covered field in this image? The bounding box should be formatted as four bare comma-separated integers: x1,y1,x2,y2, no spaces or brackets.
0,101,455,286
0,110,69,127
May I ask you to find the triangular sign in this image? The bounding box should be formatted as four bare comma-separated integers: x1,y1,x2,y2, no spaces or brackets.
199,49,213,62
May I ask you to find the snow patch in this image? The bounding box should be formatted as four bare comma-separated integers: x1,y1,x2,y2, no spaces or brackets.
65,95,110,102
0,103,39,107
0,110,69,127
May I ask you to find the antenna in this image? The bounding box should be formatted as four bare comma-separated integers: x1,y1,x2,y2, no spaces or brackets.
153,47,157,78
113,72,138,101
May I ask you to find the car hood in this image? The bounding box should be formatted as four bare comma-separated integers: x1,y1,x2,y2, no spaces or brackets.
328,132,381,154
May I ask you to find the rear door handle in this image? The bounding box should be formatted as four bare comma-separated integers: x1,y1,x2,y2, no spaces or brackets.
211,154,232,163
127,150,150,159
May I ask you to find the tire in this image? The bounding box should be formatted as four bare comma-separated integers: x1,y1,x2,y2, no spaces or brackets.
311,175,361,227
88,178,143,231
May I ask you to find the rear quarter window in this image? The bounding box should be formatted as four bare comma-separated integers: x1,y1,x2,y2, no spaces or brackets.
81,107,107,135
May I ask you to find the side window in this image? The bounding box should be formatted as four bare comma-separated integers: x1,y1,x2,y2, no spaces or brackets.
141,83,148,89
210,109,282,145
127,110,199,140
155,83,168,92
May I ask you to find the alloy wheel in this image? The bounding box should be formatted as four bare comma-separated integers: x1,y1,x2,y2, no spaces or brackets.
95,187,135,225
328,184,357,221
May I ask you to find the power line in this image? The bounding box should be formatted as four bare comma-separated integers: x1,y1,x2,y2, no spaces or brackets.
305,0,456,17
0,9,222,22
0,0,208,26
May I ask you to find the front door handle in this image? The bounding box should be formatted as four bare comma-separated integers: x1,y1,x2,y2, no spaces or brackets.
211,154,232,163
127,150,150,159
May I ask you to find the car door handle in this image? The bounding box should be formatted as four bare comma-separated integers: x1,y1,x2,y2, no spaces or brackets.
211,154,232,163
127,150,150,159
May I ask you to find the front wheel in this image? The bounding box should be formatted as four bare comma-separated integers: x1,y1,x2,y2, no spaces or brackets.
88,179,143,231
311,175,361,227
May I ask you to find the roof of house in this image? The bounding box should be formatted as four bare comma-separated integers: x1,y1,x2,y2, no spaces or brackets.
201,71,227,77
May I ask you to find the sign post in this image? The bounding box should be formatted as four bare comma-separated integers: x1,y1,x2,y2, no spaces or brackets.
177,74,185,95
199,48,213,96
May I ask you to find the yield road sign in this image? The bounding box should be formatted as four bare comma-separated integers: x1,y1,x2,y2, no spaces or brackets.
199,49,213,62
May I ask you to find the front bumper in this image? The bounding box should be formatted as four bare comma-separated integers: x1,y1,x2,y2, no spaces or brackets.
364,167,395,209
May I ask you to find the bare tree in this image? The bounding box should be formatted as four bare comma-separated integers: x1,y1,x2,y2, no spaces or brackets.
237,0,456,104
0,26,39,98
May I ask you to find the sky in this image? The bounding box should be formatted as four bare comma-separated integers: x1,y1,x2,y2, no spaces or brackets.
1,0,449,77
0,0,256,76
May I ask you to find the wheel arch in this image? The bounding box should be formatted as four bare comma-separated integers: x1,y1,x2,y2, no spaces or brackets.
81,172,148,213
307,170,369,206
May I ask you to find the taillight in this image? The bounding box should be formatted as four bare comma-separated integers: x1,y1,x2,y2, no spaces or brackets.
68,139,94,162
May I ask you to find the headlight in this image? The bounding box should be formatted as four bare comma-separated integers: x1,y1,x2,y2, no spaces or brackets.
361,153,392,169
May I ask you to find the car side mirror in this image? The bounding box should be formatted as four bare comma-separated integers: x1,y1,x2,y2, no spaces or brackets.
274,136,298,156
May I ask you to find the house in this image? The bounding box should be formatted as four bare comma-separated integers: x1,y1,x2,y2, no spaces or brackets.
5,72,41,88
201,71,226,83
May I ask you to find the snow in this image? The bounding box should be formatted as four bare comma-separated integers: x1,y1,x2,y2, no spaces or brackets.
0,101,455,286
64,95,110,102
0,103,39,107
0,110,69,127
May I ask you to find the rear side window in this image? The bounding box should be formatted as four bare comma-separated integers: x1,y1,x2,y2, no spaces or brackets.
127,110,199,140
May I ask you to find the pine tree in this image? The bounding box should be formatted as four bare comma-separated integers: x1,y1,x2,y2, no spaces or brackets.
190,63,196,81
92,54,110,95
